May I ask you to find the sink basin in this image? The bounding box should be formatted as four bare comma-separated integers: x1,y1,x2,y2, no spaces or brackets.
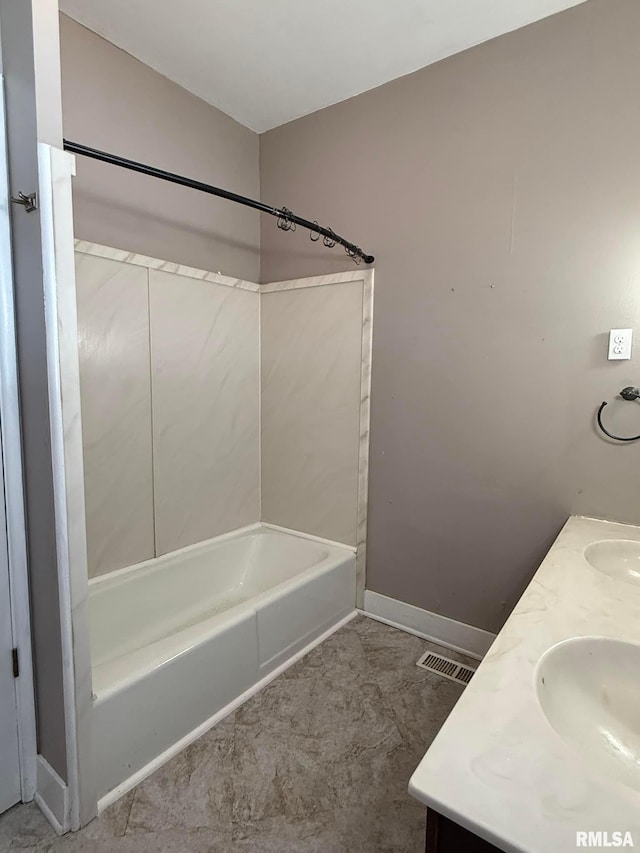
584,540,640,585
536,637,640,791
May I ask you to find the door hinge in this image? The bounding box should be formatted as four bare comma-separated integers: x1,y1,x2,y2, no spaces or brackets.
12,647,19,678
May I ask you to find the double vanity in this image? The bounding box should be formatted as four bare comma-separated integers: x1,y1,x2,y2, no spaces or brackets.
410,516,640,852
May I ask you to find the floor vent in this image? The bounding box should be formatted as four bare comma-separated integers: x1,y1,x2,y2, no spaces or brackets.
416,651,477,686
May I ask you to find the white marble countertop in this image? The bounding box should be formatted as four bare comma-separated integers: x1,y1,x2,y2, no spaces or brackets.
409,515,640,853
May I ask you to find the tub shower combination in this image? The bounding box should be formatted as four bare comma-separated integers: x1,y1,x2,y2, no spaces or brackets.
74,241,373,803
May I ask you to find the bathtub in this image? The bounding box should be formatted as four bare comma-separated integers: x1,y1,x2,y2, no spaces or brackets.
89,524,356,802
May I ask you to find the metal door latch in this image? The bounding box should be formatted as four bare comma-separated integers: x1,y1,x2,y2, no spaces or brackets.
10,191,37,213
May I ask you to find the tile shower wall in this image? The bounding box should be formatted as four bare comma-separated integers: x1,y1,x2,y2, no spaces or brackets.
261,282,364,545
76,253,155,576
149,270,260,555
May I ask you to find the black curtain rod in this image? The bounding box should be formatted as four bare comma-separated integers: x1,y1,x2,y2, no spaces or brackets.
63,140,374,265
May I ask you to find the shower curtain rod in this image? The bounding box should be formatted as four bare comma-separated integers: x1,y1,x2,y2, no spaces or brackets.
63,140,375,265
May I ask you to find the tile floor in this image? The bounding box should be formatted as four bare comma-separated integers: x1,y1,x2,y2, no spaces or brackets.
0,615,473,853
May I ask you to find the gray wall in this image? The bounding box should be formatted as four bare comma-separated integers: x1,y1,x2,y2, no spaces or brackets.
260,0,640,633
0,0,67,779
59,14,260,282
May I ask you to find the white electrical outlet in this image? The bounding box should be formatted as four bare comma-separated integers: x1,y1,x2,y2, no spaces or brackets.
608,328,633,360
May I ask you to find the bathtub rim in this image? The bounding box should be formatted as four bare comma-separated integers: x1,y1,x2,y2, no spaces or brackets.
88,521,356,590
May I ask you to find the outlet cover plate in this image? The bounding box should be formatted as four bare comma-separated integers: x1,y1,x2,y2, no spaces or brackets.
608,329,633,360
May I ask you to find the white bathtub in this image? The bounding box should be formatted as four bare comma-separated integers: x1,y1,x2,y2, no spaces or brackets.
89,524,356,801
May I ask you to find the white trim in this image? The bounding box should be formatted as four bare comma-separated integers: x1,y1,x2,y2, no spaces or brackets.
0,74,37,803
98,610,357,811
74,239,260,292
362,591,495,661
39,144,80,831
35,756,69,835
39,145,96,829
355,271,374,608
258,284,262,521
261,269,368,292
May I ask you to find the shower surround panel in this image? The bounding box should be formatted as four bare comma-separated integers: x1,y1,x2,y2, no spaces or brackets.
261,282,363,546
74,245,261,576
76,253,155,576
149,269,260,555
261,272,374,602
75,241,372,581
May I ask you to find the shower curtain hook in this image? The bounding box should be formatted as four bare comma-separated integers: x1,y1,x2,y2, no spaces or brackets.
323,228,336,249
309,220,320,242
345,244,362,265
277,207,296,232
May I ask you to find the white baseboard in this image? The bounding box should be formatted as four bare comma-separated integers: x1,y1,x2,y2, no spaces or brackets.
98,610,358,812
362,591,495,661
35,755,69,835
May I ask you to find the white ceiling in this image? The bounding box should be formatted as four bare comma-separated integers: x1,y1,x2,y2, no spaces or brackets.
60,0,589,133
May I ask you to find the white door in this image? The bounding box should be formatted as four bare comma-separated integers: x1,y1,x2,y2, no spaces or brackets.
0,425,21,814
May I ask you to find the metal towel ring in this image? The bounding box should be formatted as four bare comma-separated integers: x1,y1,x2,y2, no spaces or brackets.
597,387,640,441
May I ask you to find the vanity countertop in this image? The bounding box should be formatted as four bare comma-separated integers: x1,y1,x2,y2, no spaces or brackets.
409,515,640,853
